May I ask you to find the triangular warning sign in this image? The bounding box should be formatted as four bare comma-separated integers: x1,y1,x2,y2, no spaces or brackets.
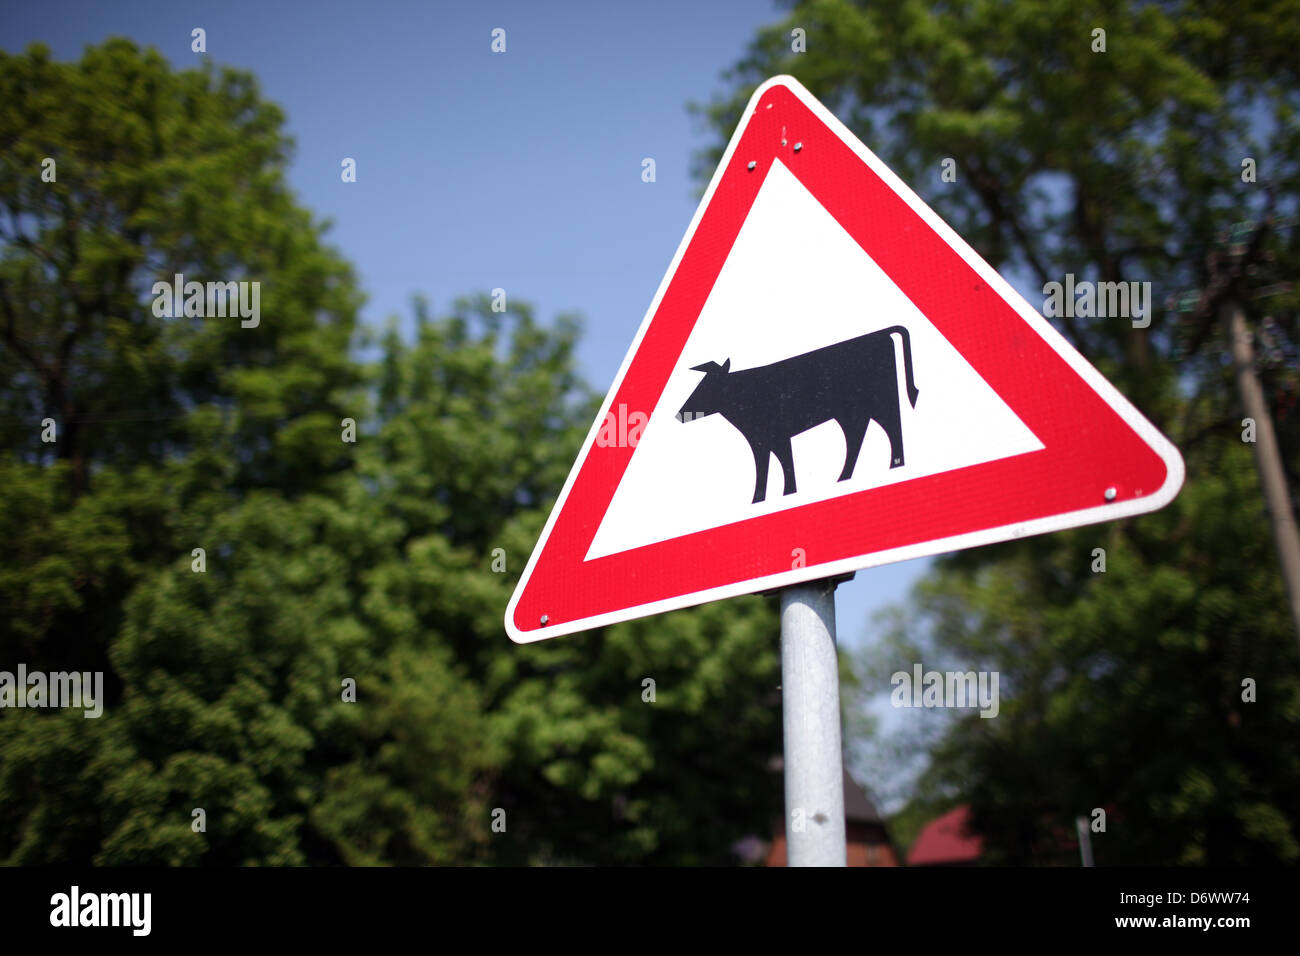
506,75,1183,643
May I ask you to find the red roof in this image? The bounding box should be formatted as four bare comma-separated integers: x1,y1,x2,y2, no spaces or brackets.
908,805,983,865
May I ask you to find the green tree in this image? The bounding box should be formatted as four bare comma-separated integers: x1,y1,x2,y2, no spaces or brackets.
0,40,361,494
705,0,1300,864
0,39,490,865
1,40,785,865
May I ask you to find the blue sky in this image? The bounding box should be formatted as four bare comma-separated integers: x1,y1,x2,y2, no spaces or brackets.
0,0,934,652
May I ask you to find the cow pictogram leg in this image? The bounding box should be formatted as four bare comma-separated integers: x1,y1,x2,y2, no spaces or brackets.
751,443,772,503
774,441,797,497
880,405,905,468
839,420,867,481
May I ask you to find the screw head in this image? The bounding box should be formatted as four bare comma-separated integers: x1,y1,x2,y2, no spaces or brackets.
1104,487,1117,502
793,142,803,152
540,615,549,625
747,160,756,171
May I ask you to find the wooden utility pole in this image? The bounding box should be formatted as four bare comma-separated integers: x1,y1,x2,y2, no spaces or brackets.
1223,299,1300,652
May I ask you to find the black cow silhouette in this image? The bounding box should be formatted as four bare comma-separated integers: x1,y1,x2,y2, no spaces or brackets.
675,326,919,503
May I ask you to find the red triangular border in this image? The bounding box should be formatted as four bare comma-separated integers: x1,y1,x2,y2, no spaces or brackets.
507,77,1182,642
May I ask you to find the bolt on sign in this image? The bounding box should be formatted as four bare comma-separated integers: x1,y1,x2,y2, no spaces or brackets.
506,75,1184,643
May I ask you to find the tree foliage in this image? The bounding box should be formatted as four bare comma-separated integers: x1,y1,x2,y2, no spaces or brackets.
0,40,782,866
704,0,1300,864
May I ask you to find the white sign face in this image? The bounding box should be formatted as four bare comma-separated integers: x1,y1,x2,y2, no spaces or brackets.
587,158,1043,561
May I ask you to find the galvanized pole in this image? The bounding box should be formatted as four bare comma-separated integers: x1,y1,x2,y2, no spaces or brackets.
780,579,847,866
1075,815,1095,867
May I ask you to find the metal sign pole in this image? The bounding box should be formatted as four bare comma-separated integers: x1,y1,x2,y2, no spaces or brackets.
1075,815,1095,867
780,579,847,866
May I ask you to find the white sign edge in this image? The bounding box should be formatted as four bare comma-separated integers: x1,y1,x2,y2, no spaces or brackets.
504,74,1186,644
